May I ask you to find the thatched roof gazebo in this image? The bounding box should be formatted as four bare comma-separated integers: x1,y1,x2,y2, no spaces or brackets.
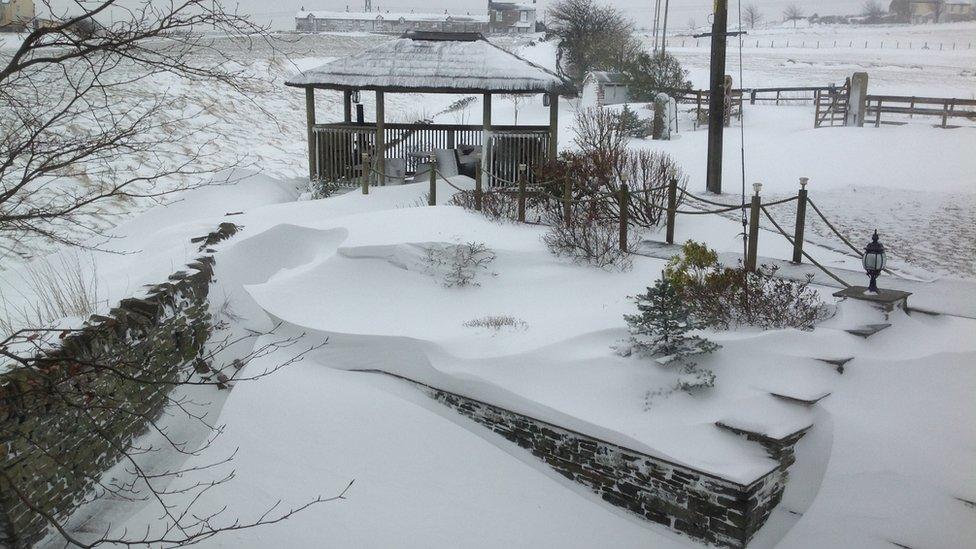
285,31,572,187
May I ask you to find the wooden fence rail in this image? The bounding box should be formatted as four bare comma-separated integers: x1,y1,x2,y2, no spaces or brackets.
865,95,976,128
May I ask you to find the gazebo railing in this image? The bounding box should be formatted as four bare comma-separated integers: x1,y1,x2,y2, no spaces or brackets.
312,122,551,186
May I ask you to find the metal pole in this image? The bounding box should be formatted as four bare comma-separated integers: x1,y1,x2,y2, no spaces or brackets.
705,0,728,194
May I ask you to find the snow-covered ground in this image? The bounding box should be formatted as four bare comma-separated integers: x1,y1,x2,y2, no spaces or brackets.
5,23,975,549
50,176,976,548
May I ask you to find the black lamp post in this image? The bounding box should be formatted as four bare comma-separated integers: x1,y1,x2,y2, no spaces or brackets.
862,230,886,293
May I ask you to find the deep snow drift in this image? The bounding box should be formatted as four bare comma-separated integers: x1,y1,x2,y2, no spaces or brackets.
51,177,976,549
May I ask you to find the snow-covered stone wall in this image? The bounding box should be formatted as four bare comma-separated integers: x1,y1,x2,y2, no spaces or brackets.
418,383,791,548
0,223,239,548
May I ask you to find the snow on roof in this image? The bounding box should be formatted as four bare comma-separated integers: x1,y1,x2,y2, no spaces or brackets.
296,10,488,23
286,31,571,94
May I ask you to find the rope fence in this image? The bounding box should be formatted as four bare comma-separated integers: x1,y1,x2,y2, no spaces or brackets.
351,157,876,288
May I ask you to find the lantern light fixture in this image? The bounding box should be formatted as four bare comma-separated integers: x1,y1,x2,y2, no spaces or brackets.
862,230,886,293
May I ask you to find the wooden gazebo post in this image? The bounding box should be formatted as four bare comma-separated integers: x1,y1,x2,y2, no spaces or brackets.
305,88,316,180
482,92,492,187
548,92,559,161
375,90,385,185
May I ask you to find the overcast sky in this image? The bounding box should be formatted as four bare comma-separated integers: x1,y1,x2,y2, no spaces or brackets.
46,1,870,30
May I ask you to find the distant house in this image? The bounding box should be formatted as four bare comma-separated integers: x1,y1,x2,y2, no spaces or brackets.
487,1,538,34
296,1,538,34
581,72,630,108
0,0,34,31
888,0,975,23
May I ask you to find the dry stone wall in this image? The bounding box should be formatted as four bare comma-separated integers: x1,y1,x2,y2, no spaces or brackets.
0,223,239,548
385,374,799,548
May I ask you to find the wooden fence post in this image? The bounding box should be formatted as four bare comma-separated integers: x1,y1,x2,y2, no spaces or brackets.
792,177,809,264
563,176,572,225
474,159,483,211
875,99,883,127
665,178,677,244
516,164,527,222
428,154,437,206
750,90,757,105
746,183,762,272
619,182,630,252
361,153,370,195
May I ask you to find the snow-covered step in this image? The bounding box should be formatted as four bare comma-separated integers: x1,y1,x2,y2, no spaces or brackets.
769,390,832,407
844,323,892,338
715,395,816,445
816,356,854,374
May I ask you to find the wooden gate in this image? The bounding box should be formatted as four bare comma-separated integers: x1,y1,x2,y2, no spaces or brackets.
814,79,850,128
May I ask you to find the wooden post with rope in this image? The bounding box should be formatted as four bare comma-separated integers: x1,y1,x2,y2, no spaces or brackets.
792,177,809,263
428,154,437,206
563,176,572,225
516,164,527,222
361,153,369,195
746,183,762,272
619,182,630,252
665,178,678,244
474,160,483,212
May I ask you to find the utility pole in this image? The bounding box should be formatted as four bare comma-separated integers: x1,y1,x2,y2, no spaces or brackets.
660,0,670,56
651,0,661,52
705,0,729,194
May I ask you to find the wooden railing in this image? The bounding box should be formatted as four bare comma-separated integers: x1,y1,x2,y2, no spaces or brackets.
312,122,551,186
865,95,976,128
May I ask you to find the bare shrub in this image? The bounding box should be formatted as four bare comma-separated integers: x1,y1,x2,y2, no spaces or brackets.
542,203,638,271
423,241,497,287
447,189,520,222
573,107,629,166
534,148,688,228
463,315,528,331
0,252,101,336
664,241,831,330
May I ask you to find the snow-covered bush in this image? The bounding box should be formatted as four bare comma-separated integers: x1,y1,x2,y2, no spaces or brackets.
542,203,638,271
625,278,719,364
422,241,496,287
617,104,653,138
626,277,718,407
664,241,831,330
463,315,527,331
302,178,341,200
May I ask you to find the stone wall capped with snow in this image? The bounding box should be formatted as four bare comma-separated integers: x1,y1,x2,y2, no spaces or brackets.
0,223,239,548
413,382,791,548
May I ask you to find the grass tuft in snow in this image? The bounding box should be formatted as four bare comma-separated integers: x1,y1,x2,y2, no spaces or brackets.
463,315,528,331
0,252,101,336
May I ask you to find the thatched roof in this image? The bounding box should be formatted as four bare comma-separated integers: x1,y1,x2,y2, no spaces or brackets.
285,32,571,94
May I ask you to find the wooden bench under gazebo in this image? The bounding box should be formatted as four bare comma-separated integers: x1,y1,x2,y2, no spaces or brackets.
285,31,572,188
